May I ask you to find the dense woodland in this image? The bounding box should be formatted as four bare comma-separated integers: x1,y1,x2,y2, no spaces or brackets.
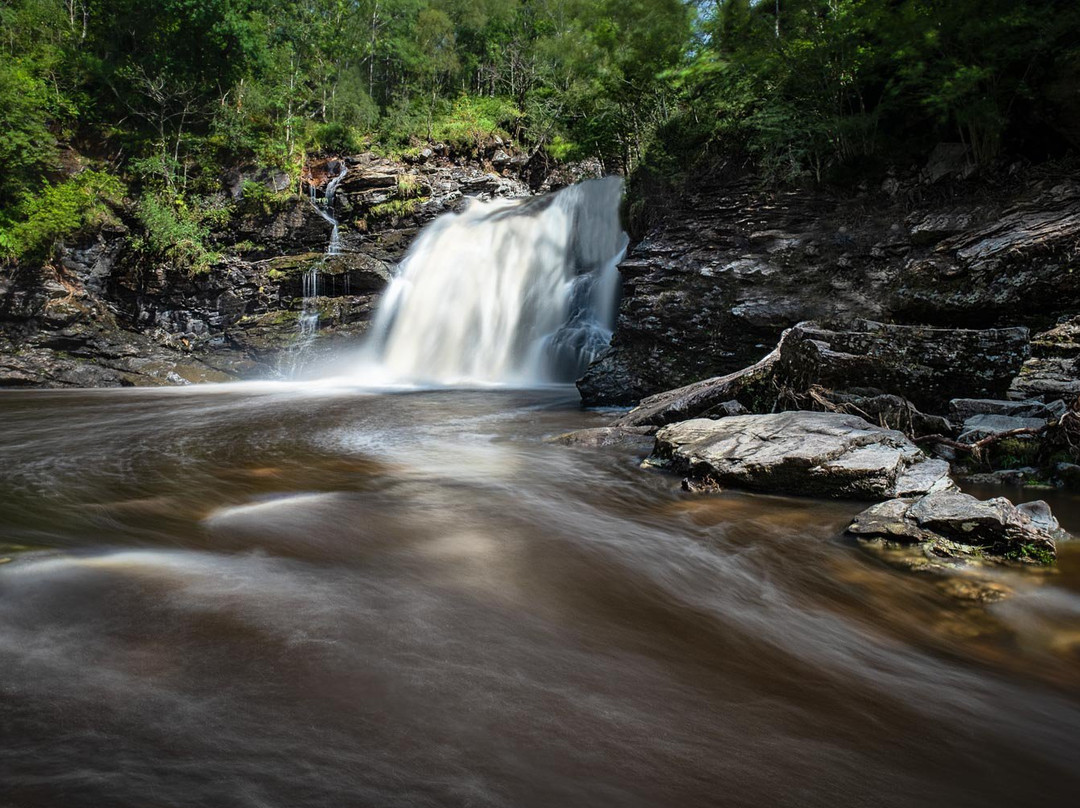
2,0,1078,266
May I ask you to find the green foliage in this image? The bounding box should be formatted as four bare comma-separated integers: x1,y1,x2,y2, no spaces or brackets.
0,171,124,261
396,175,422,198
4,0,1078,270
637,0,1080,188
431,95,520,151
1004,543,1056,565
131,194,218,273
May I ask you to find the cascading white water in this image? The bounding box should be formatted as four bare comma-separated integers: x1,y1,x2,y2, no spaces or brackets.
286,162,348,376
364,176,627,385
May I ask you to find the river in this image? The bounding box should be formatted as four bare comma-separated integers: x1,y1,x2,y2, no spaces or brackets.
1,384,1078,807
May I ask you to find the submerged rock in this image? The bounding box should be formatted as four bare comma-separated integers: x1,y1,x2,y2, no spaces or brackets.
848,491,1062,565
647,411,954,500
549,426,657,449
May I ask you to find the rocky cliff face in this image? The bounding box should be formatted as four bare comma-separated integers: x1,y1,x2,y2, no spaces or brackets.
0,148,562,387
579,160,1080,405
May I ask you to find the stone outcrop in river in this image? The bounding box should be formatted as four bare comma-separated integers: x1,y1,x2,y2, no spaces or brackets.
646,411,954,500
633,407,1066,569
848,491,1062,566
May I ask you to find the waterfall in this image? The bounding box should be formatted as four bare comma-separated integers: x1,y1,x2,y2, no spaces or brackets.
286,161,348,376
362,176,627,385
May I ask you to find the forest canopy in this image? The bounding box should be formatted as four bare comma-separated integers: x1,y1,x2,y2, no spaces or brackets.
2,0,1078,260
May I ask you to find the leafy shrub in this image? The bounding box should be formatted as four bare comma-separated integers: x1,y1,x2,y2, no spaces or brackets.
131,194,217,274
0,170,124,262
431,95,521,151
309,121,363,154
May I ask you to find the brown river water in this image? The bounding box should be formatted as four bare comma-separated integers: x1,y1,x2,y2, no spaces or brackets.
1,385,1079,807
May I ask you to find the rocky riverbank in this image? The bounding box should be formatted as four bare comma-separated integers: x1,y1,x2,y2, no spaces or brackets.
562,156,1080,589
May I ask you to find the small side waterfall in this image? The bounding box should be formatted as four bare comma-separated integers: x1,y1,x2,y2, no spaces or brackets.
286,161,348,376
363,176,627,385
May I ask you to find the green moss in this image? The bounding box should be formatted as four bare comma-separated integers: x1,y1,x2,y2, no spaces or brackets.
240,310,298,327
370,197,426,219
1003,543,1056,565
396,174,422,198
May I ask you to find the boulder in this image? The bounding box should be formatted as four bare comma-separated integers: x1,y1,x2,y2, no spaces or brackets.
646,411,954,500
848,491,1061,564
957,413,1047,443
613,319,1029,427
1009,357,1080,402
949,397,1066,423
1009,316,1080,402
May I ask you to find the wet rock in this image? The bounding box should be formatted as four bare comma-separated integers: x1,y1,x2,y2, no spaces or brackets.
848,490,1060,564
548,426,657,449
1009,357,1080,402
1010,316,1080,402
647,411,954,500
1053,462,1080,490
1030,314,1080,357
961,468,1042,486
774,320,1029,413
1017,500,1064,537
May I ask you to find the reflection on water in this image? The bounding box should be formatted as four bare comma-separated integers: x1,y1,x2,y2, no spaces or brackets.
1,386,1079,807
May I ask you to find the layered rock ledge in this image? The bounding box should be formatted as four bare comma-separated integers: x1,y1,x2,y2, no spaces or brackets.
616,319,1029,428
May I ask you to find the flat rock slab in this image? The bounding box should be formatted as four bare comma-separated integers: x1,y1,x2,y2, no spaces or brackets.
949,397,1065,423
648,411,953,500
958,413,1047,443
